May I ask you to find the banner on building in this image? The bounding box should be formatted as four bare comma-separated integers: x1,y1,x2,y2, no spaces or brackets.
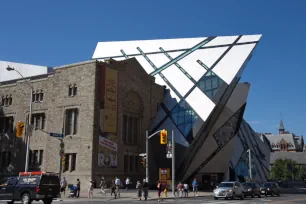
159,168,172,189
103,67,118,134
98,134,118,168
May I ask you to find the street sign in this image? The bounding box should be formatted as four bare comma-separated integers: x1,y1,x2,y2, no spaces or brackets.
166,141,172,158
50,132,64,139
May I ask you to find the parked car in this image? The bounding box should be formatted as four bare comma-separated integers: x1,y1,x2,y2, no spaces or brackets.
0,172,60,204
261,182,280,196
242,182,261,198
213,181,244,200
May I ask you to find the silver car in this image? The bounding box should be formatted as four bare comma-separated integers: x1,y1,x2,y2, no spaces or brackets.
213,181,244,200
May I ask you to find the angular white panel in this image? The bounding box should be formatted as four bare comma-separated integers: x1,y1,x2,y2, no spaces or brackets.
185,87,215,121
154,75,180,110
161,65,194,97
238,34,262,43
195,47,228,68
92,37,207,59
204,36,239,47
213,44,256,84
171,50,207,81
134,56,155,74
146,53,170,68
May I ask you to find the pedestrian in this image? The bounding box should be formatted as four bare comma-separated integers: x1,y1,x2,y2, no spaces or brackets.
192,178,198,196
183,182,189,197
115,177,121,198
88,180,94,198
142,180,149,201
157,180,163,202
177,182,183,197
60,177,67,196
76,178,81,198
111,180,117,198
136,181,142,200
125,177,130,190
99,177,106,196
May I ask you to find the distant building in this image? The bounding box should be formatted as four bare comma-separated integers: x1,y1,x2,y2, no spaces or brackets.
264,120,304,152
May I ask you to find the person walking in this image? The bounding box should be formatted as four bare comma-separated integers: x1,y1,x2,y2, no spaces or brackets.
60,177,67,196
142,180,149,201
115,177,121,198
99,177,106,196
192,178,198,196
177,182,183,197
157,180,163,202
125,177,130,190
88,180,94,198
136,181,142,200
76,178,81,198
183,182,189,197
110,180,117,198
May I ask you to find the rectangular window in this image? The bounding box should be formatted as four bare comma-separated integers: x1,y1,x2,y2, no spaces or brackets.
0,117,14,133
65,109,78,135
124,155,128,172
69,86,73,96
63,154,69,172
33,150,38,165
128,117,132,144
39,93,44,101
31,113,45,130
129,156,134,172
39,150,43,165
73,86,77,96
71,153,76,172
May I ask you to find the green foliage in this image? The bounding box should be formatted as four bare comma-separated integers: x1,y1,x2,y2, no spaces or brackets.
270,159,298,180
296,165,306,180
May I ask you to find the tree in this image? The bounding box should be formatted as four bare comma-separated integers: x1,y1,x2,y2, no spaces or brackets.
270,158,298,180
297,165,306,180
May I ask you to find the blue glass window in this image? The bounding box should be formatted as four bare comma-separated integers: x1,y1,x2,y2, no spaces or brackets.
171,100,198,137
198,70,225,100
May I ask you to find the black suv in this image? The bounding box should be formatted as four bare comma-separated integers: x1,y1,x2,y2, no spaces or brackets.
0,172,60,204
261,182,280,196
242,182,261,198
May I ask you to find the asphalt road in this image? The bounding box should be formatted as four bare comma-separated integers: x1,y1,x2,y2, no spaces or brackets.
1,194,306,203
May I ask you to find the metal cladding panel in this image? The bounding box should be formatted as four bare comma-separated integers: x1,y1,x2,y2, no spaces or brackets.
213,44,256,84
203,36,239,47
0,61,49,82
185,87,215,121
237,34,262,43
161,64,194,96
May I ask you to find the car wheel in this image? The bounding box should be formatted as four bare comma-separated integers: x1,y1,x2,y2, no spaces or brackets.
240,193,244,200
258,193,262,198
277,193,280,197
21,193,31,204
7,201,14,204
231,192,235,200
251,192,254,198
214,197,218,200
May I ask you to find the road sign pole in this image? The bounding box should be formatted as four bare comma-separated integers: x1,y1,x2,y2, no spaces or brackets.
146,130,149,183
172,130,175,196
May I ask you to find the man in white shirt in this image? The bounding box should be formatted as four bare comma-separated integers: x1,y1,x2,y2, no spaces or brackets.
115,177,121,197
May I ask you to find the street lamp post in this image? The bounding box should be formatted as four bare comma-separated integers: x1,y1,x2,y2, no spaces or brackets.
6,66,33,172
247,149,252,180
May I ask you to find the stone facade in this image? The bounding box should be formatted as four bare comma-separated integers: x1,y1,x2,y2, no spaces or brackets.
0,59,164,188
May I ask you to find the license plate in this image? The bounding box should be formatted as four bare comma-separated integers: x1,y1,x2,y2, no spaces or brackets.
219,193,224,196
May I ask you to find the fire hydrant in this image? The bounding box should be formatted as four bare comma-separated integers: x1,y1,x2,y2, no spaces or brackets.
164,188,167,197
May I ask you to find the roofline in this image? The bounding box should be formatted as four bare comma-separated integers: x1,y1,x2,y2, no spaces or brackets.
0,72,54,86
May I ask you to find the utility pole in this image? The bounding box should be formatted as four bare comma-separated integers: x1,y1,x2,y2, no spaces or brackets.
146,131,149,183
172,130,175,197
248,149,252,180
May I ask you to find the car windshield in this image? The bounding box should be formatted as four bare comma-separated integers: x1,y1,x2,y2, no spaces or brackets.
218,183,234,188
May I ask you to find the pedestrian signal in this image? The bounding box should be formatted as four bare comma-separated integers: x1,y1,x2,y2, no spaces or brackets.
160,129,168,145
16,121,25,138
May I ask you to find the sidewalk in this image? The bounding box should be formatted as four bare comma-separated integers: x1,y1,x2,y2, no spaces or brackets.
59,189,212,201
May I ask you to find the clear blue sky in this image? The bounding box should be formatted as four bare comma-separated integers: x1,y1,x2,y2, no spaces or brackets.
1,0,305,136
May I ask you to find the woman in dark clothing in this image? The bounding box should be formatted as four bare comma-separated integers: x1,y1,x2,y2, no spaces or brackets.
143,181,149,201
111,180,117,198
157,180,163,202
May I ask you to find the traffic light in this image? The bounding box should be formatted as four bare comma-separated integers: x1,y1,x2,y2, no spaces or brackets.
16,121,25,138
140,157,146,167
160,129,168,145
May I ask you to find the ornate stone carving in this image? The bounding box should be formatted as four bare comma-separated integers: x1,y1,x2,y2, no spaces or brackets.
123,92,143,113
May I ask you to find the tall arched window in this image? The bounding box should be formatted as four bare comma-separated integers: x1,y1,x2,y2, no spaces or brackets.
122,91,143,145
